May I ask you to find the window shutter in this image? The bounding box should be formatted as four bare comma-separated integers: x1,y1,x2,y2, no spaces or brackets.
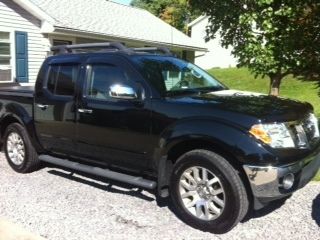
15,31,28,83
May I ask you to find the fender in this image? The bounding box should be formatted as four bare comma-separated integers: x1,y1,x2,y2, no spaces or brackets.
157,118,275,166
154,118,278,197
0,102,42,152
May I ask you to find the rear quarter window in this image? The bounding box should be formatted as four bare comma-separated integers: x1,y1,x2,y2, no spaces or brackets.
47,64,79,96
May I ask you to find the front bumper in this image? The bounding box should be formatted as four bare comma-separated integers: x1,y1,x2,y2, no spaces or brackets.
243,145,320,209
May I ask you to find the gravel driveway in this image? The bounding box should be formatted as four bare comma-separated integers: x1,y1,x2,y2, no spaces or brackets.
0,153,319,240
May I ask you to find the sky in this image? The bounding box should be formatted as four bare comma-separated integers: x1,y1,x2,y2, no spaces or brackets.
111,0,132,5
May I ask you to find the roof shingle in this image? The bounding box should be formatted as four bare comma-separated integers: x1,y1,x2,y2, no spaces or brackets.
29,0,205,50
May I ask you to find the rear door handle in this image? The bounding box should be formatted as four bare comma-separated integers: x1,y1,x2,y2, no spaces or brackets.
78,108,93,114
37,104,48,110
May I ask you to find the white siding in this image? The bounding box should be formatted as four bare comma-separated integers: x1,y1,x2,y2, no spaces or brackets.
190,17,237,69
0,0,50,83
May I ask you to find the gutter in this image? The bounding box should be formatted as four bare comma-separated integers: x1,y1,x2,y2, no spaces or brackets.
53,26,208,52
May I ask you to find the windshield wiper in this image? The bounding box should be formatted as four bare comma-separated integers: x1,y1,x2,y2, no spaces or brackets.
196,86,226,94
165,89,200,97
166,86,227,97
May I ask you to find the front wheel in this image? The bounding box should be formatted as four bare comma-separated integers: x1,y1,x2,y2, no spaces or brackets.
170,150,249,234
4,123,39,173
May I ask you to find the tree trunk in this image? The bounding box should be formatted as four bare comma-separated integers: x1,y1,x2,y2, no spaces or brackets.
269,73,282,96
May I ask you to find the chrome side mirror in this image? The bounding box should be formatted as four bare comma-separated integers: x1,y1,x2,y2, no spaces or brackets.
109,84,138,100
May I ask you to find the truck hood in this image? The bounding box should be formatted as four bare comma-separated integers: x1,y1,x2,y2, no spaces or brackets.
167,89,313,126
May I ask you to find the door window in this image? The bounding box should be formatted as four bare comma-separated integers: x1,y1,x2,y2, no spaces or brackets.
87,64,131,100
47,64,79,96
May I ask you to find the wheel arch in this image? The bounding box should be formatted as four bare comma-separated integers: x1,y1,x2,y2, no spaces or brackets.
0,103,40,152
0,114,24,147
157,137,253,204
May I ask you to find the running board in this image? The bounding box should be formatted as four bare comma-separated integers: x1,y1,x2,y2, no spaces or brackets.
39,155,157,190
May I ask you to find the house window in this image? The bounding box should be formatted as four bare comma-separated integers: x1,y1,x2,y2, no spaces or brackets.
0,32,11,81
53,40,72,46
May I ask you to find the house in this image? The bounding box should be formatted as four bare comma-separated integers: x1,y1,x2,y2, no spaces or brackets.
188,16,237,70
0,0,206,84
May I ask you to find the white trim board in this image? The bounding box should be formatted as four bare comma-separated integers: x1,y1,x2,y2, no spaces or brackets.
12,0,54,23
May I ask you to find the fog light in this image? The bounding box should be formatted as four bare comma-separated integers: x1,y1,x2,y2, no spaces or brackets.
282,173,295,190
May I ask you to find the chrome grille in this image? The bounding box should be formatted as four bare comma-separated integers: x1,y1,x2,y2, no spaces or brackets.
302,114,320,141
291,113,320,148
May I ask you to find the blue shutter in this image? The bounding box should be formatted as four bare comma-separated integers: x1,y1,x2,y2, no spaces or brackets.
15,31,28,83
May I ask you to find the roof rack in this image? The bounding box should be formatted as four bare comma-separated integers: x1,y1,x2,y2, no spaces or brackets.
130,47,173,55
51,42,127,55
51,42,173,56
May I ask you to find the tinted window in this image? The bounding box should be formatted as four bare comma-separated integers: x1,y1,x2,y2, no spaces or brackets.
132,56,226,96
87,64,130,100
47,65,59,93
47,65,78,96
56,65,78,95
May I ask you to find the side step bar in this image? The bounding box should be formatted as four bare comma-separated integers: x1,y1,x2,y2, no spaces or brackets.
39,155,157,190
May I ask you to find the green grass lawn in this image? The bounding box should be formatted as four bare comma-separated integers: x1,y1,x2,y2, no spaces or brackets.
314,173,320,181
208,68,320,181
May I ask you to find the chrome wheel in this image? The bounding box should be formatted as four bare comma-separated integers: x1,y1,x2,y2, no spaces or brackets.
6,132,25,165
179,166,225,221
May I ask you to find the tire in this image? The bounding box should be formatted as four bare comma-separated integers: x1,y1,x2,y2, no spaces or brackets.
170,149,249,234
3,123,40,173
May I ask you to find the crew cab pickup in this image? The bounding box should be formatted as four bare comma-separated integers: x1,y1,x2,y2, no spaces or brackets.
0,43,319,233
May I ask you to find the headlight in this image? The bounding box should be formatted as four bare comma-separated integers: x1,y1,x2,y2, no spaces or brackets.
249,123,295,148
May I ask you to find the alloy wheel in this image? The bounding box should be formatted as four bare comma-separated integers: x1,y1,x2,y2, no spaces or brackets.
6,132,25,165
179,166,225,221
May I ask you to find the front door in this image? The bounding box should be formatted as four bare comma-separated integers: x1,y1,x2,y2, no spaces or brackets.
34,59,81,155
76,56,152,170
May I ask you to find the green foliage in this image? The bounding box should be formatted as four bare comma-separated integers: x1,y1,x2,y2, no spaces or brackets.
131,0,200,32
314,171,320,181
189,1,320,95
293,4,320,84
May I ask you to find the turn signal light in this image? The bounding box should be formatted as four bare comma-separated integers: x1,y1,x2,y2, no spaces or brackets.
249,125,272,144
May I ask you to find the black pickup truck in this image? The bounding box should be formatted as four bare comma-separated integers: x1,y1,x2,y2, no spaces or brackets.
0,43,319,233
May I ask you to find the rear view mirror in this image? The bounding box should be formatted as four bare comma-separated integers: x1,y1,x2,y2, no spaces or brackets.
109,84,138,100
191,69,202,79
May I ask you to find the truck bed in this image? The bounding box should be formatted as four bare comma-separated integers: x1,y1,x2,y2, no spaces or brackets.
0,85,34,97
0,85,34,120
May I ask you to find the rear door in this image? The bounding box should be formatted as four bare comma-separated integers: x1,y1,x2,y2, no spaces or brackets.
75,56,153,170
34,57,83,155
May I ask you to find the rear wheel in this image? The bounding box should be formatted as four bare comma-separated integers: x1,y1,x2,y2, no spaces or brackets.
170,149,249,234
4,123,39,173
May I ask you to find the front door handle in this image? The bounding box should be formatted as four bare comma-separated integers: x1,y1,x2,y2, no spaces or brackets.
37,104,48,110
78,108,93,114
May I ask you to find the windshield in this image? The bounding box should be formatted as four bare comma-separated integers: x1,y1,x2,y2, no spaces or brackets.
132,56,227,97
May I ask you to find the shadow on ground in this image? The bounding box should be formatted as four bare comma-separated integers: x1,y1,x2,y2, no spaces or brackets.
47,165,316,227
312,194,320,226
241,196,289,223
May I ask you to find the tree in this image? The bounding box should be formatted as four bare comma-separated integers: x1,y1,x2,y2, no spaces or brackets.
131,0,200,32
292,4,320,85
189,0,320,96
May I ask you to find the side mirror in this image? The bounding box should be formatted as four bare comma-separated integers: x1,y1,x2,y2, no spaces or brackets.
109,84,138,100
